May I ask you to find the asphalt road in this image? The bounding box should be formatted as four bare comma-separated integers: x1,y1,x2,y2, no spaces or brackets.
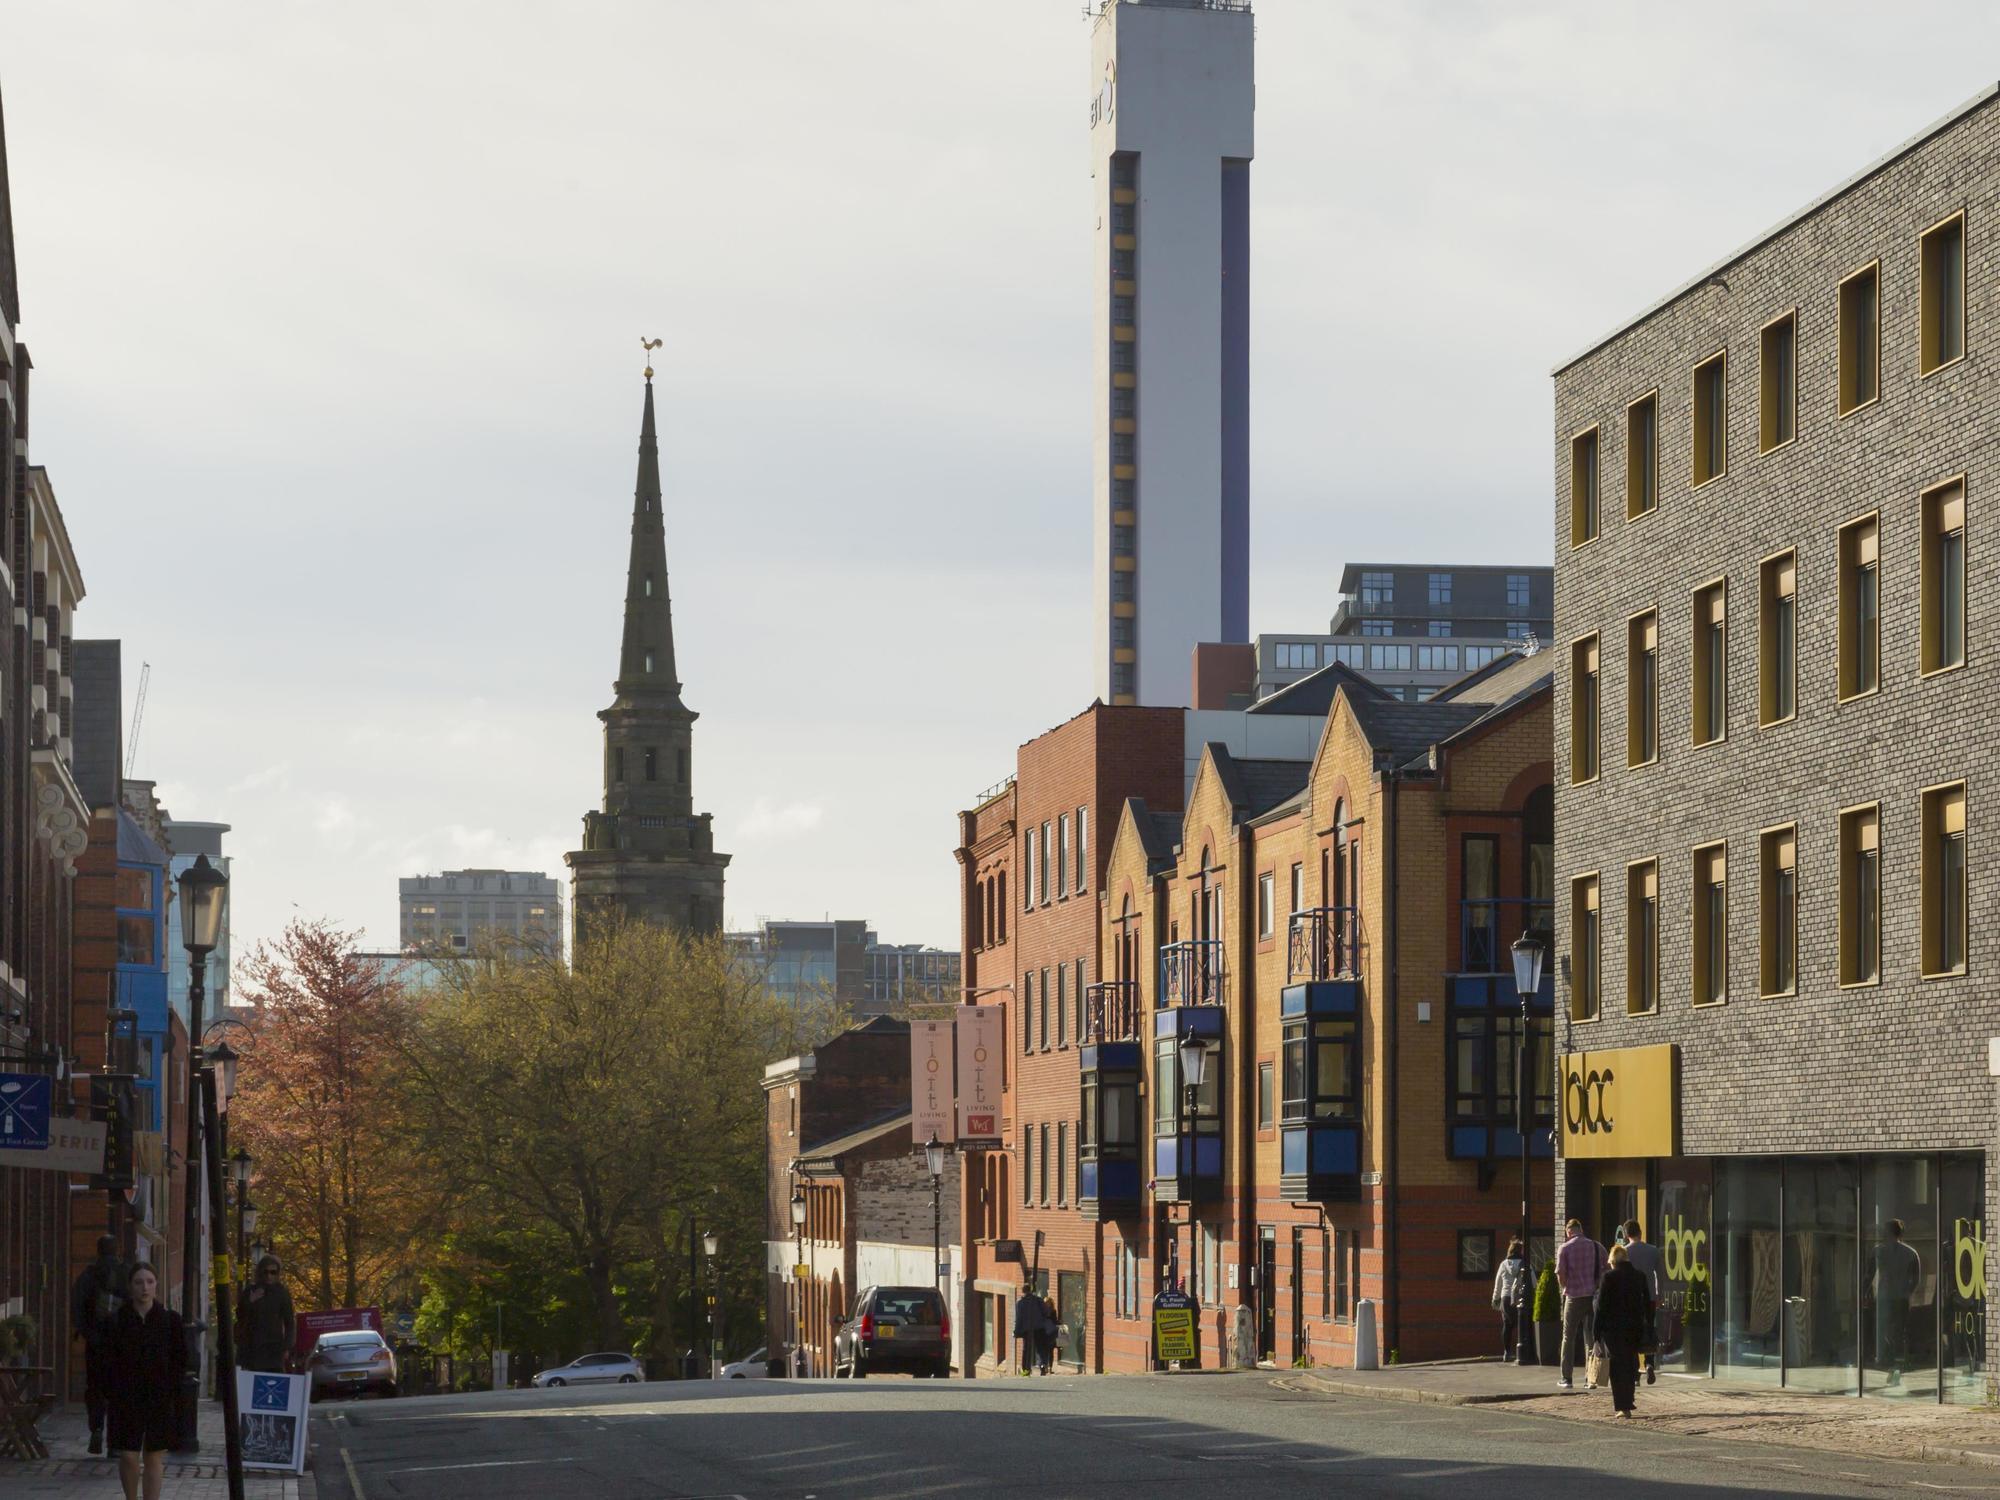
309,1374,2000,1500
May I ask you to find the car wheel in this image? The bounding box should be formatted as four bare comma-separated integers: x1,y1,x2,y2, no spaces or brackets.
730,1372,744,1380
547,1377,566,1388
932,1360,951,1379
383,1384,398,1398
618,1374,637,1384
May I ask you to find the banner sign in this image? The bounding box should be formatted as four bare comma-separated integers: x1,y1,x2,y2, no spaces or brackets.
1558,1044,1678,1160
1153,1286,1197,1364
911,1020,955,1145
293,1306,384,1363
954,1005,1003,1142
0,1072,51,1149
237,1369,309,1473
0,1115,105,1175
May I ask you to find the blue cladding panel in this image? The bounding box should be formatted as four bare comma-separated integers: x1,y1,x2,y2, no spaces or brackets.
1454,1125,1489,1157
1194,1137,1223,1177
1101,1160,1141,1200
1155,1136,1178,1178
1081,1161,1099,1200
1312,1127,1358,1175
1156,1006,1225,1042
1281,984,1307,1018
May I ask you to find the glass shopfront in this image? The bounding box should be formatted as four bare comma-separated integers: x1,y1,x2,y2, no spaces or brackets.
1589,1151,1985,1402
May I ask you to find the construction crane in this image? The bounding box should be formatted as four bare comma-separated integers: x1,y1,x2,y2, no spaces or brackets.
125,662,150,778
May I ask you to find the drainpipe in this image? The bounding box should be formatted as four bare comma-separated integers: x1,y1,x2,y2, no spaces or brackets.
1383,759,1402,1362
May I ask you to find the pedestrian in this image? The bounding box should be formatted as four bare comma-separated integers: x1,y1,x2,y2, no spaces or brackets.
1872,1218,1922,1385
103,1263,186,1500
1593,1243,1654,1418
69,1234,129,1456
1040,1292,1060,1374
237,1256,296,1373
1013,1285,1045,1375
1490,1239,1527,1360
1621,1219,1664,1385
1553,1218,1607,1391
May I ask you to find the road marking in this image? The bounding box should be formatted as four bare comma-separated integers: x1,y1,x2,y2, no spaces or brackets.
386,1458,581,1475
339,1443,366,1500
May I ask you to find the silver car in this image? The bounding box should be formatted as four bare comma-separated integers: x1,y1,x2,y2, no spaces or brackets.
306,1329,398,1401
532,1352,644,1387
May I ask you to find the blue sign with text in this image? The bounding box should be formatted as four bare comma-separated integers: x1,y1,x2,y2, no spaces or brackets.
0,1073,50,1150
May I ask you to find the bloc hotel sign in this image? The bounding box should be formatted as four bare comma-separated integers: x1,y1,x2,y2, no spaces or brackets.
1558,1044,1678,1160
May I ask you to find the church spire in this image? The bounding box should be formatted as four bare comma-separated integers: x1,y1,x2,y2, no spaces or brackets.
615,372,681,703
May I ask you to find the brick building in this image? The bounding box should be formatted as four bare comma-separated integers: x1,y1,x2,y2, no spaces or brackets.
1552,86,2000,1402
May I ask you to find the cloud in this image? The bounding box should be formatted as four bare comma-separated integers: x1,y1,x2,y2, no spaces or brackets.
315,799,358,850
739,799,824,842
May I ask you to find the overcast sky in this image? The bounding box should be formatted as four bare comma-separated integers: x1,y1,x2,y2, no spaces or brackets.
5,2,1998,959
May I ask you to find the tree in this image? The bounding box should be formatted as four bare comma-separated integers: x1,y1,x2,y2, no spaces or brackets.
232,920,429,1312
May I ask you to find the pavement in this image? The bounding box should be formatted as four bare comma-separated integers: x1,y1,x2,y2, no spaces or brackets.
306,1369,2000,1499
1288,1355,2000,1469
4,1400,318,1499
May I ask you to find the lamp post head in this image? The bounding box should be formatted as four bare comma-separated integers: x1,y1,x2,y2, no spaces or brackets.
231,1146,253,1187
702,1229,719,1258
1178,1030,1207,1091
924,1134,946,1179
242,1202,258,1236
208,1039,239,1105
1510,933,1545,1001
790,1190,807,1228
177,853,229,956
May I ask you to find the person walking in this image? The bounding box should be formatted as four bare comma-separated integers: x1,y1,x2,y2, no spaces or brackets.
1872,1218,1922,1385
103,1263,186,1500
237,1256,296,1373
1013,1285,1045,1375
1621,1219,1665,1385
1491,1239,1528,1361
1593,1244,1654,1418
1554,1218,1607,1391
70,1235,129,1456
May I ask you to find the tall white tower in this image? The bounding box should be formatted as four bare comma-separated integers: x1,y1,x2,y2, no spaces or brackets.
1090,0,1253,707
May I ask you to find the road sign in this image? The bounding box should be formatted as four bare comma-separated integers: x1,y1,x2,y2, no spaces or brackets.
0,1073,51,1150
1153,1286,1197,1364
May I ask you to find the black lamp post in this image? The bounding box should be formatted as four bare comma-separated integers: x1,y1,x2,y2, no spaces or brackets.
1177,1030,1207,1295
1510,932,1546,1366
702,1230,720,1379
174,852,228,1454
790,1185,808,1376
924,1134,948,1371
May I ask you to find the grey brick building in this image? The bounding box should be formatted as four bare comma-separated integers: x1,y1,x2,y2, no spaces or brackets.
1551,86,2000,1402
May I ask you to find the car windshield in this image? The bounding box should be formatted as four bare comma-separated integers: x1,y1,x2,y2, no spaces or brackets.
320,1333,382,1348
873,1293,941,1325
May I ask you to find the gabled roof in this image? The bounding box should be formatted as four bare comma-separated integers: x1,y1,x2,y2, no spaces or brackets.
1247,660,1388,717
1205,746,1311,819
1341,696,1493,772
801,1105,913,1168
1433,649,1545,705
1119,796,1181,871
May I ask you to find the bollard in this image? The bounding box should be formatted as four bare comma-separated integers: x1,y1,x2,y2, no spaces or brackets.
1352,1298,1379,1370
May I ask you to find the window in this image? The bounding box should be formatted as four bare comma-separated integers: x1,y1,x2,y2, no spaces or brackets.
1274,642,1317,670
1415,644,1458,671
643,573,653,597
1839,514,1881,699
1040,968,1051,1048
1921,212,1966,374
1023,832,1036,910
1465,645,1507,670
1075,959,1086,1042
1359,620,1393,638
1626,860,1658,1016
1359,571,1394,610
1333,1229,1357,1322
643,650,654,674
1627,611,1658,767
1693,843,1728,1006
643,747,658,782
1056,816,1069,899
115,867,155,966
1428,572,1453,607
1040,1123,1051,1205
1571,427,1600,546
1923,480,1967,674
1839,262,1880,413
1570,874,1600,1022
1041,823,1053,902
1055,964,1067,1046
1506,575,1532,615
1427,620,1453,638
1759,551,1797,725
1922,782,1968,977
1368,644,1412,671
1760,311,1797,452
1075,807,1088,891
1692,581,1727,745
1289,862,1303,917
1257,871,1275,939
1626,394,1657,519
1257,1061,1274,1130
1281,1015,1359,1121
1840,804,1881,987
1056,1121,1068,1205
1458,1230,1495,1279
1023,1122,1034,1205
1760,825,1797,998
1021,970,1034,1047
1692,352,1727,486
1570,634,1599,783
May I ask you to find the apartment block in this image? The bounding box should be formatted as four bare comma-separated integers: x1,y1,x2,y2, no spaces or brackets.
1552,87,1999,1403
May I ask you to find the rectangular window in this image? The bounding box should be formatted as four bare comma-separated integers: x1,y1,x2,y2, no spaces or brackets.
1056,1121,1068,1205
1571,427,1600,546
1692,580,1727,745
1627,610,1657,767
1427,620,1453,638
1693,842,1728,1006
1040,967,1051,1049
1076,806,1089,891
1840,804,1881,986
1428,572,1453,606
1839,262,1880,413
1055,964,1067,1047
1333,1229,1357,1322
1056,815,1069,898
1040,1122,1051,1205
1075,959,1086,1042
1359,571,1394,610
1922,782,1969,977
1257,871,1275,939
1257,1061,1274,1130
1921,212,1966,374
1507,572,1532,611
1021,970,1034,1048
1570,874,1600,1022
1458,1230,1495,1280
1570,634,1600,783
1760,311,1796,452
1626,392,1657,519
1759,551,1797,725
1839,514,1881,699
1692,352,1727,486
1040,822,1053,903
1923,480,1967,674
1023,832,1035,910
1023,1121,1034,1205
1626,860,1658,1016
1760,825,1797,998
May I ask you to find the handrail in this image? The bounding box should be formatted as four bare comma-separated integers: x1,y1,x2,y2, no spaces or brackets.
1287,906,1361,981
1083,981,1141,1044
1159,939,1225,1008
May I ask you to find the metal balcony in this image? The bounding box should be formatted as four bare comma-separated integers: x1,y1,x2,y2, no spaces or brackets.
1287,906,1360,982
1158,939,1225,1008
1083,980,1141,1045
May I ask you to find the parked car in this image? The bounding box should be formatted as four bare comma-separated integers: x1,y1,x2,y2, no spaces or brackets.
718,1347,770,1379
531,1352,644,1388
833,1286,950,1379
306,1329,398,1401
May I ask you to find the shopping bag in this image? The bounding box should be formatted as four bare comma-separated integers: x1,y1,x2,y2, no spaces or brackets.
1586,1344,1610,1388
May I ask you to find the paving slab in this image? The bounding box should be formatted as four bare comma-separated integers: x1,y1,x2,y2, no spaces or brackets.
2,1402,316,1499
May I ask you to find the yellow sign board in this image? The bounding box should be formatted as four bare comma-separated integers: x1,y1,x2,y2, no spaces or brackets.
794,1264,810,1282
1558,1044,1677,1159
1153,1305,1196,1362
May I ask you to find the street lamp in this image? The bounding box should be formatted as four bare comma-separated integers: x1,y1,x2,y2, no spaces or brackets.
232,1147,255,1287
1509,932,1545,1366
173,852,229,1456
1177,1030,1206,1295
702,1231,720,1379
924,1134,948,1372
790,1185,807,1378
231,1147,251,1189
208,1039,239,1107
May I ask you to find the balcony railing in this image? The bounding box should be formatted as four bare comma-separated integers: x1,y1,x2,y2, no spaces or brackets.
1459,898,1554,975
1158,940,1225,1008
1083,980,1141,1044
1288,906,1360,981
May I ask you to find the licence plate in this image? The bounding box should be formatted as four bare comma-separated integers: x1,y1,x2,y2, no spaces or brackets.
877,1325,895,1338
339,1371,367,1381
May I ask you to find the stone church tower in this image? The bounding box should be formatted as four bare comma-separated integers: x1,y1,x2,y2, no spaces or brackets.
566,371,729,942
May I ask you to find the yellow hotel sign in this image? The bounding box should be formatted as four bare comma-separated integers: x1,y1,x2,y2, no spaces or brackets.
1558,1044,1678,1159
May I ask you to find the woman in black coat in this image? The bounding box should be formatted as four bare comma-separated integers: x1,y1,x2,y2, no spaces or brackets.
103,1263,187,1500
1593,1244,1654,1417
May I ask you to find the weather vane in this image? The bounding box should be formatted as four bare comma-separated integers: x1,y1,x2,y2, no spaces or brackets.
641,336,663,381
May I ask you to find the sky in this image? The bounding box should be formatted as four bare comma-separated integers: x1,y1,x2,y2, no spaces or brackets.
4,1,1999,959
